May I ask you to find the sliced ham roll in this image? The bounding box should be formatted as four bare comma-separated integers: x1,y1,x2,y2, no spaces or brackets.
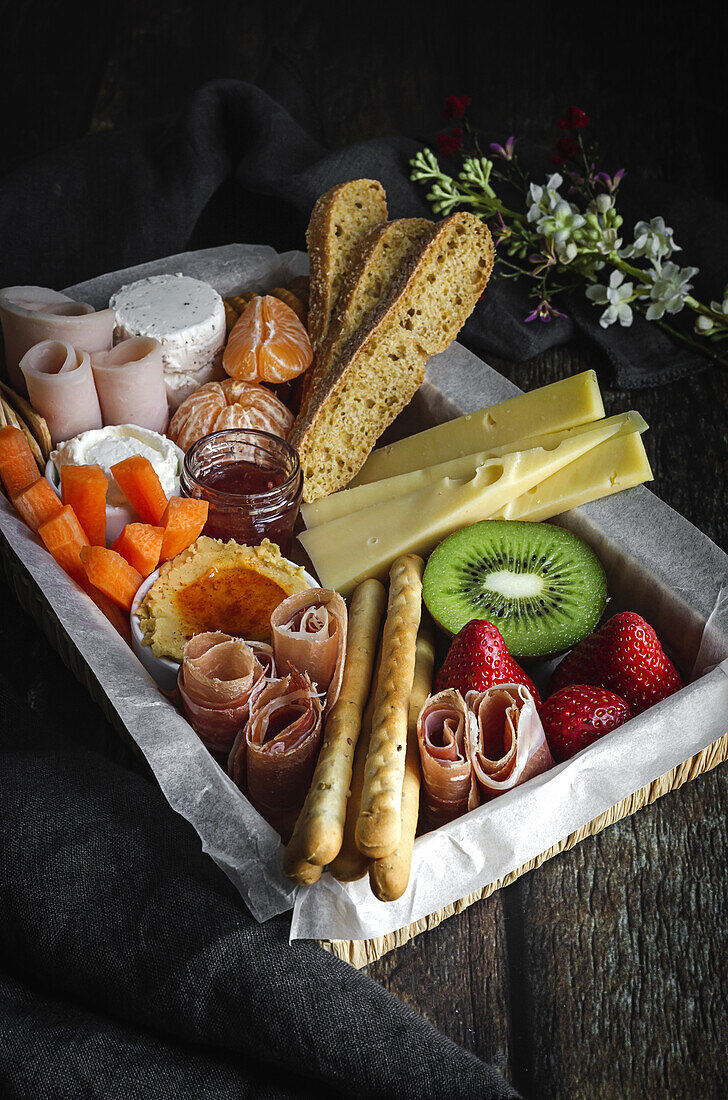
19,340,102,444
90,337,169,434
0,286,114,393
178,632,270,762
235,669,323,840
270,587,347,711
466,684,554,808
417,688,472,827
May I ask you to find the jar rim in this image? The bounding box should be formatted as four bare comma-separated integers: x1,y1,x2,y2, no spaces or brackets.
182,428,302,503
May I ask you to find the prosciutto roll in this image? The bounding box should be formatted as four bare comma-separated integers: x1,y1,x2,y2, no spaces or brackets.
90,337,169,433
0,286,114,393
466,684,554,808
19,340,102,444
178,632,270,762
236,669,323,840
417,688,472,827
270,587,347,710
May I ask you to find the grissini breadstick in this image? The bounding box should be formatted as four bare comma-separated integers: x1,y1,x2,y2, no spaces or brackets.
328,641,383,882
281,833,323,886
355,554,424,860
369,614,434,902
282,579,386,881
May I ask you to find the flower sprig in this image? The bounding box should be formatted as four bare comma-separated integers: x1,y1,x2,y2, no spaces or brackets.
413,100,728,366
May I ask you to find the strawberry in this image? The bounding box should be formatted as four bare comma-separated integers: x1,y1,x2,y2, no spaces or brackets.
548,611,683,715
435,620,541,705
540,685,631,762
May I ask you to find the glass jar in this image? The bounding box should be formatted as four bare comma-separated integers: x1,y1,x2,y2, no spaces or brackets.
180,429,302,553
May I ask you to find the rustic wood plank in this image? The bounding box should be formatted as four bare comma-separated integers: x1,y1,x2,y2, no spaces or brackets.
367,893,515,1082
511,770,728,1099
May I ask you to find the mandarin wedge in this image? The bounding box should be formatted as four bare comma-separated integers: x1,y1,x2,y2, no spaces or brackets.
222,295,313,384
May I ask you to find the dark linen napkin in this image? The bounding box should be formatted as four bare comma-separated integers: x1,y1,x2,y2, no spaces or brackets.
1,79,725,387
0,670,517,1099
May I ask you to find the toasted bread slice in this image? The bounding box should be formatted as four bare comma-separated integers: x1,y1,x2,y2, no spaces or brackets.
306,179,388,351
290,212,495,502
300,217,436,414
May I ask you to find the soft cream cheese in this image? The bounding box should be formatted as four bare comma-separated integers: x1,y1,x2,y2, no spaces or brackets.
52,425,184,506
110,274,226,378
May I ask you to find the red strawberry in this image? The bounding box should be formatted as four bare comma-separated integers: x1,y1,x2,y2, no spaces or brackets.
435,620,541,705
540,685,630,762
548,611,683,715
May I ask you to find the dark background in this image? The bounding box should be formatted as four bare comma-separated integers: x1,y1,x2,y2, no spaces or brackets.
1,3,727,1098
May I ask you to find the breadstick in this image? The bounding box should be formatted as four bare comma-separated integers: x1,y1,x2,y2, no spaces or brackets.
281,833,323,886
328,641,382,882
355,554,424,860
369,614,434,901
282,579,386,881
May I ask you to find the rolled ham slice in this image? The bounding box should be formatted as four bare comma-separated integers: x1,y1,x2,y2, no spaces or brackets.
234,669,323,840
19,340,102,444
178,632,270,762
417,688,472,827
466,684,554,808
270,587,347,711
0,286,114,393
90,337,169,433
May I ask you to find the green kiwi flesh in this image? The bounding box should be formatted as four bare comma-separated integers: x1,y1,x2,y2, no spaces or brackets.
423,520,607,658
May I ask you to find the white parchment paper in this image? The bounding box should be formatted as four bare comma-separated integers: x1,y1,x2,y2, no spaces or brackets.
2,244,726,942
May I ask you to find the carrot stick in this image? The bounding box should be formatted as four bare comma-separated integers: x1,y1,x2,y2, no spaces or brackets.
159,496,209,562
12,477,63,532
0,425,39,498
111,522,164,577
60,464,108,545
80,545,143,612
110,456,168,525
38,505,89,585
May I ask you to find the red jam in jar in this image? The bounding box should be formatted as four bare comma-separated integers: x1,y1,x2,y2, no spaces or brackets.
180,429,302,552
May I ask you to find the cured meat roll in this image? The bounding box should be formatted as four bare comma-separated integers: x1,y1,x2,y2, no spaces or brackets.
178,632,271,762
0,286,114,393
270,587,347,710
90,337,169,434
19,340,102,444
466,684,554,808
416,688,472,827
238,669,323,840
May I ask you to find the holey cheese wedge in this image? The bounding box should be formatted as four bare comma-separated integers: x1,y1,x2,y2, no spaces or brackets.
301,411,648,529
299,419,625,595
351,369,604,488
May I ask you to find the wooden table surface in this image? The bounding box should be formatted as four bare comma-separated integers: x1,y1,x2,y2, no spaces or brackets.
3,6,727,1097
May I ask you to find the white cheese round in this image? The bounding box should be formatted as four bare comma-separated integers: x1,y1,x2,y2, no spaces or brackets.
110,274,226,383
51,425,184,507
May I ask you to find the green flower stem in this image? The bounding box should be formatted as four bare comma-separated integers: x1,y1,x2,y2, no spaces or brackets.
652,315,728,369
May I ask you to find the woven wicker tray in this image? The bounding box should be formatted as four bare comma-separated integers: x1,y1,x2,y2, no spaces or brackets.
4,245,727,966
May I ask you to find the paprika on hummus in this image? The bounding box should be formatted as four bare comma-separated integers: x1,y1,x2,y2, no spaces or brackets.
136,536,310,660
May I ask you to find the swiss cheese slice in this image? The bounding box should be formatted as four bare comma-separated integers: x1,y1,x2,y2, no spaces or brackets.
300,419,624,595
492,432,653,522
351,370,604,488
302,411,647,529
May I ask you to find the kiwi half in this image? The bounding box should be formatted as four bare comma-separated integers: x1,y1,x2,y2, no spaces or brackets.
423,520,607,658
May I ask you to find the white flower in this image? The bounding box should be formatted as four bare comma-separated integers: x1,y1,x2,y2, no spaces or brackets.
585,269,634,328
527,174,564,223
620,216,681,264
645,262,698,320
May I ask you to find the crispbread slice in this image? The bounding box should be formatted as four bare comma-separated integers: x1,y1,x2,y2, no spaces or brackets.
306,180,387,351
290,212,495,502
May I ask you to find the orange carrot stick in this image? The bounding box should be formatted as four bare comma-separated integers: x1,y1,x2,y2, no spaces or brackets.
110,456,168,525
12,477,63,532
80,545,143,612
38,504,89,585
159,496,209,562
60,464,108,546
0,425,39,498
111,522,164,578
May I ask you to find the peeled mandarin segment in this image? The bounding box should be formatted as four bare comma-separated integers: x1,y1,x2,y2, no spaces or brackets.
223,295,313,385
167,380,294,452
